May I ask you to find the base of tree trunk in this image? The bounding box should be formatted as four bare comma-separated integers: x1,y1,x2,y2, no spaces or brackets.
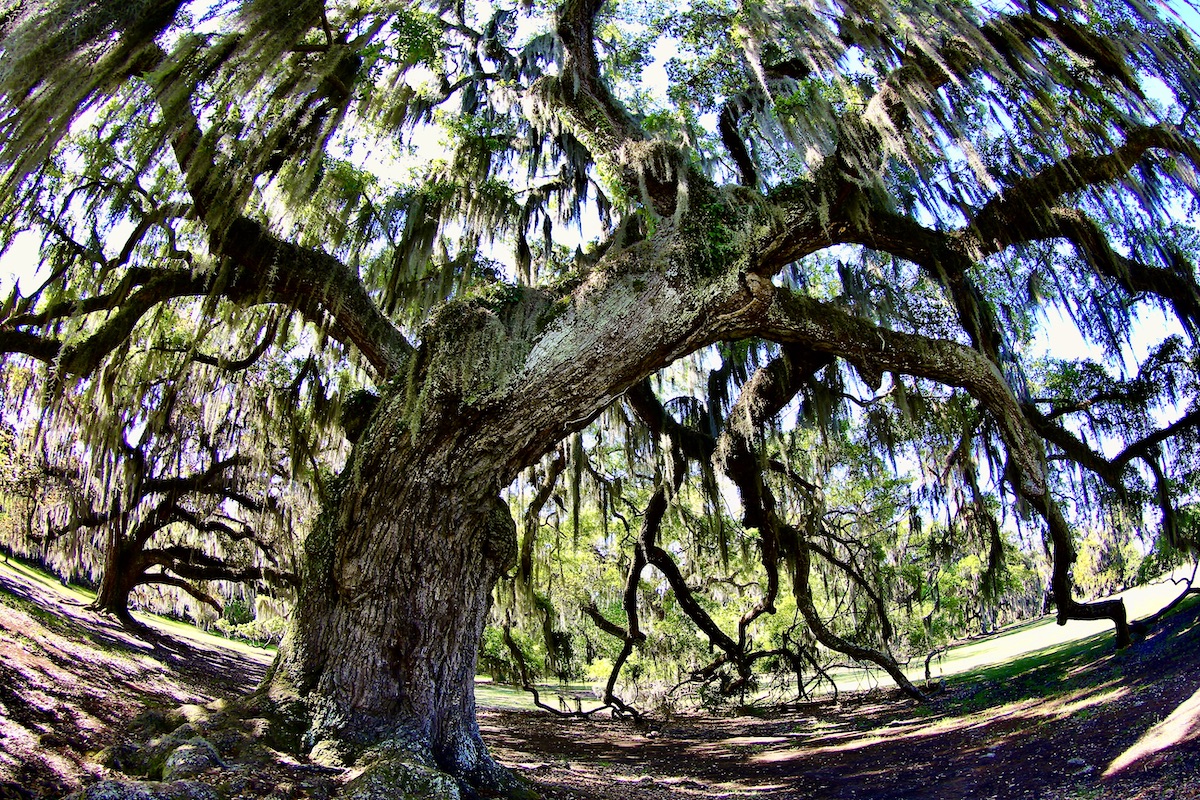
73,688,540,800
87,597,147,635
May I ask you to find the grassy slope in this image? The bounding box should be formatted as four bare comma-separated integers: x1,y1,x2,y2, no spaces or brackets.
2,555,1199,800
0,556,275,663
1,554,1195,710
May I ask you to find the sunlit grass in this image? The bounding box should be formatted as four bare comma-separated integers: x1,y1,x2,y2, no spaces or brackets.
0,556,274,661
0,555,95,605
474,679,598,712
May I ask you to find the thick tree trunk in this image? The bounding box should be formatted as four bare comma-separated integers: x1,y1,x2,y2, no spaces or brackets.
90,532,140,628
257,218,772,791
270,405,518,788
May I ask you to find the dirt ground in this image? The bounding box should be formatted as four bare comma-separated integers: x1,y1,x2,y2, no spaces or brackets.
2,561,1199,800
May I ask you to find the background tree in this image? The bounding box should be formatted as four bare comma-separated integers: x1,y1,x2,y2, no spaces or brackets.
2,0,1200,795
0,324,337,630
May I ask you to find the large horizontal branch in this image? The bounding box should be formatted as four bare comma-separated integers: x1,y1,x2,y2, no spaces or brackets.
144,544,297,588
5,267,168,328
963,125,1198,259
1046,208,1200,327
0,269,217,375
755,288,1047,497
1114,408,1200,468
156,315,279,373
140,573,223,612
0,223,411,378
580,602,628,640
209,218,412,378
170,506,281,562
141,454,251,496
1023,403,1124,487
759,126,1198,363
135,49,413,380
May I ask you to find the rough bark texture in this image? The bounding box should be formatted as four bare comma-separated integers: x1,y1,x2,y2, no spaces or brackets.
260,205,775,789
272,408,517,785
90,532,140,627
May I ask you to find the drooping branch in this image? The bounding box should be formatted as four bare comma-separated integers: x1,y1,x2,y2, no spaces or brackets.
807,538,895,642
782,521,924,699
499,621,585,717
130,49,415,380
758,287,1047,497
517,448,568,587
716,350,920,699
638,492,748,679
581,602,628,641
625,350,924,699
1025,489,1132,648
715,347,831,647
581,508,648,720
964,126,1197,255
755,286,1146,646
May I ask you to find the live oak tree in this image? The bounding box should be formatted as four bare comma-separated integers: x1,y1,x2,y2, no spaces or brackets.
3,0,1200,794
13,379,306,629
0,303,335,630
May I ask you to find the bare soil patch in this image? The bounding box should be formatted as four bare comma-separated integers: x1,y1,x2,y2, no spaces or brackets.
1,560,1199,799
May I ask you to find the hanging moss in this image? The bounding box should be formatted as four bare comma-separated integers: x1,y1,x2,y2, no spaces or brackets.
677,195,749,279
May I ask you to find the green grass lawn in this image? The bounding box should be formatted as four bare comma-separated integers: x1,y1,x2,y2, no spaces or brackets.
4,552,1195,714
0,555,276,661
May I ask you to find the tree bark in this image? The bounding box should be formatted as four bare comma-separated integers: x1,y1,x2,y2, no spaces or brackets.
271,405,518,787
90,530,140,628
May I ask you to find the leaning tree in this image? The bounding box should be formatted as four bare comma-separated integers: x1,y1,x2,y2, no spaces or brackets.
20,379,306,629
3,0,1200,793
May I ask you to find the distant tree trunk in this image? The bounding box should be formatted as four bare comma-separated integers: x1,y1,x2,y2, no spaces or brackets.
90,530,139,627
272,402,518,787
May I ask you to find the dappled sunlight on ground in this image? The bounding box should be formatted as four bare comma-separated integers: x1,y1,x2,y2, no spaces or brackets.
1037,685,1127,721
3,559,1200,799
0,561,272,797
1105,684,1200,777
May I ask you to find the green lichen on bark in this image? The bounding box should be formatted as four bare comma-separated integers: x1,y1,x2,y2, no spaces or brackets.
299,475,347,600
398,284,559,424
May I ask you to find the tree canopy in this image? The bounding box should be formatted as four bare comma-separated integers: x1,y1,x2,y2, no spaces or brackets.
3,0,1200,794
